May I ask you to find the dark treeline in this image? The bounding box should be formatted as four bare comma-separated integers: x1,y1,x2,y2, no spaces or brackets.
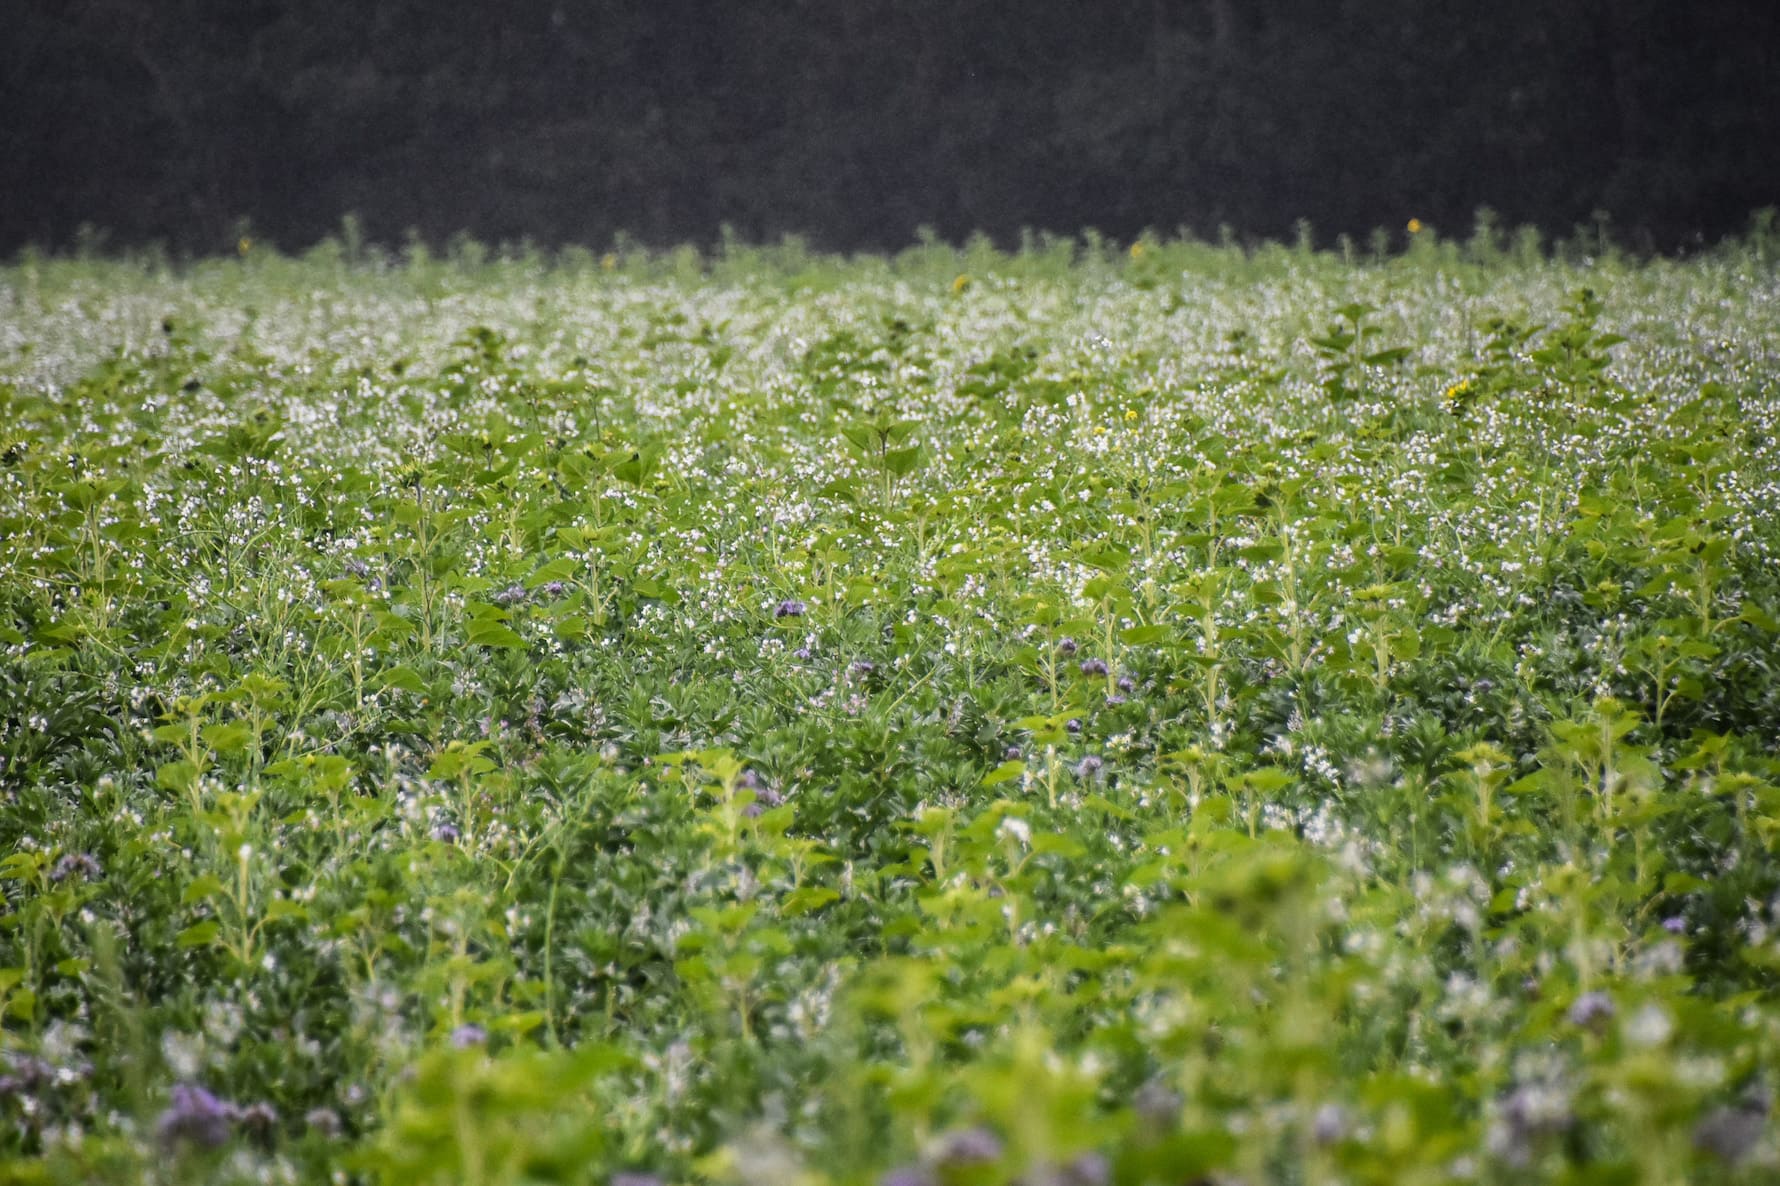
4,0,1777,256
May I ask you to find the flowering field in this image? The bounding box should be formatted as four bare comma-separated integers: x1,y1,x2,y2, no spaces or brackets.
2,233,1779,1185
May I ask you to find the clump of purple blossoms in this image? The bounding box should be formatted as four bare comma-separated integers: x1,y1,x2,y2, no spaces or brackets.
878,1168,934,1186
235,1101,279,1144
1487,1078,1575,1168
304,1107,343,1139
1312,1102,1349,1145
737,770,785,818
1034,1151,1110,1186
1075,755,1105,780
1079,657,1109,676
0,1054,55,1098
491,582,529,607
50,852,102,883
1694,1087,1771,1165
1057,637,1078,656
450,1024,488,1049
156,1083,235,1150
775,599,807,619
1132,1079,1182,1131
1568,991,1615,1031
934,1126,1003,1167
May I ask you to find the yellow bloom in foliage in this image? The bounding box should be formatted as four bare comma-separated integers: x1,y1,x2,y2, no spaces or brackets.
1124,408,1139,422
1442,377,1474,411
237,237,253,256
1129,241,1147,261
952,274,972,294
1407,218,1425,235
601,253,618,271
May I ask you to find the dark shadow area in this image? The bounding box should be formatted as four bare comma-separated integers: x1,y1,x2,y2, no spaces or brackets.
3,0,1777,255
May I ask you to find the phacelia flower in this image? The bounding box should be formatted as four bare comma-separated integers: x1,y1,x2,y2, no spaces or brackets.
157,1083,235,1149
1568,991,1615,1031
50,852,102,882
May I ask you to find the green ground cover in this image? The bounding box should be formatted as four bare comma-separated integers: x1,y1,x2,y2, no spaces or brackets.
2,231,1779,1185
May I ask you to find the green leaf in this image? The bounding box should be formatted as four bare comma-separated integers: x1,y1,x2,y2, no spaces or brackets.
176,921,222,949
884,444,924,477
263,899,309,924
980,760,1025,787
780,887,841,917
200,721,253,755
466,618,525,649
181,875,226,905
375,665,427,694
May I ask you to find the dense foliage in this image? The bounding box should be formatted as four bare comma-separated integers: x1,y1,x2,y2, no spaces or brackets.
2,231,1779,1185
6,0,1780,254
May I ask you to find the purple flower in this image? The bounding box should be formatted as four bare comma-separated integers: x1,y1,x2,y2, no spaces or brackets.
934,1127,1002,1166
304,1107,342,1139
1662,916,1687,935
432,822,460,844
492,582,529,607
537,580,567,601
774,599,807,619
1004,745,1023,761
1312,1103,1348,1145
1568,991,1615,1030
1065,718,1082,734
878,1168,934,1186
1057,637,1078,656
1132,1079,1181,1129
450,1024,488,1049
1117,674,1136,693
236,1101,279,1142
1079,658,1109,676
1694,1091,1770,1165
50,852,102,882
0,1055,54,1098
157,1083,235,1149
1075,755,1105,779
1489,1080,1575,1169
1057,1151,1110,1186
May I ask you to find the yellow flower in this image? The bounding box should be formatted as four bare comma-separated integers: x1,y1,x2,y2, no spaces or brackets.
952,274,972,294
601,253,618,271
1407,218,1425,235
1124,408,1139,422
237,237,252,256
1129,241,1147,261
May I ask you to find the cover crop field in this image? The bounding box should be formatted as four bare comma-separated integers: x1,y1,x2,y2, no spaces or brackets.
2,230,1779,1186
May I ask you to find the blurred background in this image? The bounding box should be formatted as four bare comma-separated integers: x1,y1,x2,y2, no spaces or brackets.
3,0,1777,256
